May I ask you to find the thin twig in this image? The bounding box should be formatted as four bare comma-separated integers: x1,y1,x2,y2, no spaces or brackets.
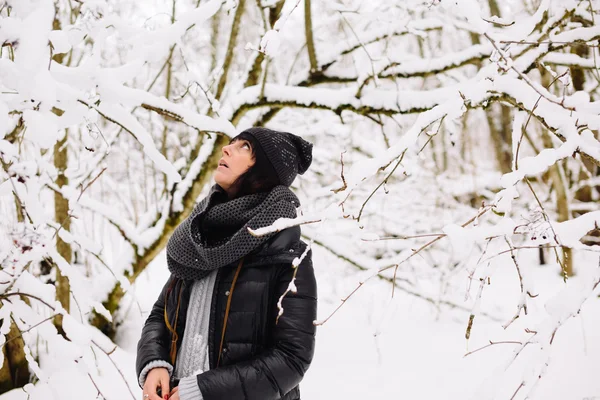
502,236,528,329
0,292,56,310
331,151,348,194
338,12,378,96
361,233,446,241
515,99,540,170
499,40,600,47
464,340,523,357
465,272,487,342
510,381,525,400
357,150,407,222
91,340,136,400
87,373,107,399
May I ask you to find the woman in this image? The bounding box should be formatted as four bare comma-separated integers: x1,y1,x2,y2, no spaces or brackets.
136,127,317,400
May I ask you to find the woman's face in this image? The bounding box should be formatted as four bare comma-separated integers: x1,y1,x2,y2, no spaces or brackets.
214,137,255,194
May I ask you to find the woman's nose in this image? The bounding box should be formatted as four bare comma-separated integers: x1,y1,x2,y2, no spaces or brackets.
222,145,231,157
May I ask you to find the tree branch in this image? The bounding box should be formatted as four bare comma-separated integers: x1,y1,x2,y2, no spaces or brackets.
304,0,318,73
215,0,247,100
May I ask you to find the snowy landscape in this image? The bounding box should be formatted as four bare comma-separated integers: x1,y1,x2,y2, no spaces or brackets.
1,0,600,399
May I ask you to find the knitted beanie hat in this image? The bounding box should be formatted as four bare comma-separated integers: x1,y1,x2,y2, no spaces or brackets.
239,127,313,187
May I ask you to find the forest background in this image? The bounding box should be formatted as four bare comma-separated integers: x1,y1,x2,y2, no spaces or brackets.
1,0,600,399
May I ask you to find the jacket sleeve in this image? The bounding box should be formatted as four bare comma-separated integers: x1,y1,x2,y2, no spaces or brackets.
135,274,176,388
196,253,318,400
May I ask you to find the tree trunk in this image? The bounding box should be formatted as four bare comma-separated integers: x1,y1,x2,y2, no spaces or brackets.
540,129,573,276
488,0,501,17
0,136,30,394
51,12,73,335
537,66,573,276
210,6,220,73
304,0,317,72
53,130,72,334
486,104,513,174
569,41,598,205
269,0,285,28
0,318,30,394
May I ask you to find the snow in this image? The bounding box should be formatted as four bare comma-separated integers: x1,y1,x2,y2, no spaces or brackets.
226,83,456,119
48,30,72,55
544,52,598,69
247,214,320,236
500,134,580,188
11,2,54,72
259,30,282,58
441,0,488,35
554,211,600,248
443,223,475,261
128,0,223,63
2,0,600,399
380,43,492,79
544,266,599,321
22,110,60,150
492,0,552,41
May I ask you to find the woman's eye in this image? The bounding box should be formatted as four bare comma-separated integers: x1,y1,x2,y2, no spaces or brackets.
242,143,250,150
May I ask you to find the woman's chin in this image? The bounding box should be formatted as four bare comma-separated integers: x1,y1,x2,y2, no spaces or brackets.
214,169,225,180
213,173,230,189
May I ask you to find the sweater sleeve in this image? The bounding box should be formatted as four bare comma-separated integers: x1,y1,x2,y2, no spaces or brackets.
138,360,173,388
194,253,318,400
179,375,204,400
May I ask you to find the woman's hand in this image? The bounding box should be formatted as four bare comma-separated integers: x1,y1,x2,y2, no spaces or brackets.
143,367,170,400
168,386,180,400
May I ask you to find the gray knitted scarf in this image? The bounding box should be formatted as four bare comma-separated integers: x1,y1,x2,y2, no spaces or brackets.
166,184,299,281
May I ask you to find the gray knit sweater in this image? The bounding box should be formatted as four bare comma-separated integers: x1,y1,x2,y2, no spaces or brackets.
138,270,218,400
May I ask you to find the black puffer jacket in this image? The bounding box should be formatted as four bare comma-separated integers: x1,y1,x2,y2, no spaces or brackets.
136,226,317,400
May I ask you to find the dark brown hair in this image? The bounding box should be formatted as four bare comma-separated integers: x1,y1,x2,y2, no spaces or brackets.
228,132,280,198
